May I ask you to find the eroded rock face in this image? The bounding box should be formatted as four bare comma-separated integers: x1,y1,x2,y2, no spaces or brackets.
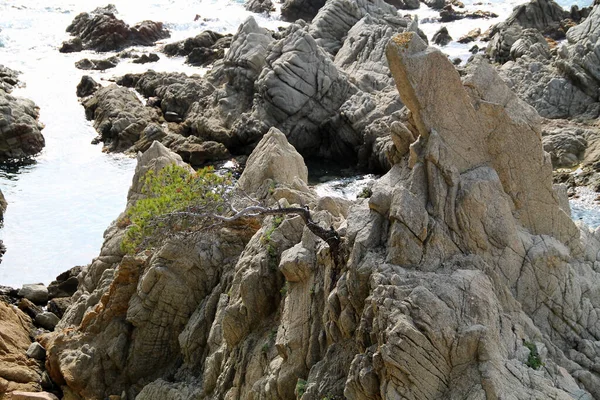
60,5,170,53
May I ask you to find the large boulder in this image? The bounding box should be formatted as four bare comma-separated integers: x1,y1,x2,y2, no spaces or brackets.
280,0,326,22
162,31,232,66
60,5,169,52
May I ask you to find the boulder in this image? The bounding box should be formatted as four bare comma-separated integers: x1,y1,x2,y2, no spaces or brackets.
457,27,480,43
9,392,59,400
47,297,73,319
75,57,118,70
238,127,308,194
432,26,452,45
25,342,45,361
132,53,160,64
17,284,48,305
34,312,60,331
48,266,81,299
76,75,100,98
60,5,170,52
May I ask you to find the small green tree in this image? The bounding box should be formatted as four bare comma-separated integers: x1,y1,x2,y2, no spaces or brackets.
120,164,232,254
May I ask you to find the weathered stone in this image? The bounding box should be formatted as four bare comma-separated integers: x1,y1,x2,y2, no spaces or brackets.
25,342,45,361
34,312,60,331
76,75,99,98
432,26,452,46
17,284,48,305
238,127,308,194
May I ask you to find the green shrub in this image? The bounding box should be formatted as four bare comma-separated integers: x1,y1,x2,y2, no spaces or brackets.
120,164,231,254
296,379,307,397
524,341,543,370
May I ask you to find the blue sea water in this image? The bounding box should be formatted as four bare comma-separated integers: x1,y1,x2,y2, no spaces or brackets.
0,0,596,287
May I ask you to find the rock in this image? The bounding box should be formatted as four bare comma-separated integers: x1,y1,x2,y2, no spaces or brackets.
280,0,326,22
76,75,100,98
543,131,587,168
48,266,81,299
0,301,40,392
47,297,73,319
0,83,45,163
0,188,6,220
26,342,46,361
457,27,480,43
386,32,578,249
132,53,160,64
60,5,170,52
75,56,118,70
17,284,48,305
82,84,161,152
238,127,308,194
34,312,60,331
440,4,498,22
162,31,231,66
432,26,452,46
17,298,42,320
10,392,59,400
492,3,600,119
422,0,445,9
309,0,399,55
385,0,420,10
246,0,274,14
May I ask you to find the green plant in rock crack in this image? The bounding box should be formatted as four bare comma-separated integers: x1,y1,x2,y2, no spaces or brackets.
524,341,543,370
261,215,283,270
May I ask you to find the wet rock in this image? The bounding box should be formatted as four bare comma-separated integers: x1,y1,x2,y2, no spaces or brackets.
432,26,452,45
76,75,100,98
132,53,160,64
75,56,118,70
60,5,170,52
422,0,445,9
17,284,48,305
385,0,420,10
162,30,232,66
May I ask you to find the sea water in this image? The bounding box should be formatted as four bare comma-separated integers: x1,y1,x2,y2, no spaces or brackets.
0,0,595,287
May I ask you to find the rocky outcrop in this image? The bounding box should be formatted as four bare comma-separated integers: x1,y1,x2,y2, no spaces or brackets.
0,66,45,163
432,26,452,45
0,301,42,394
492,2,600,119
40,29,600,400
74,57,118,71
59,5,170,53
